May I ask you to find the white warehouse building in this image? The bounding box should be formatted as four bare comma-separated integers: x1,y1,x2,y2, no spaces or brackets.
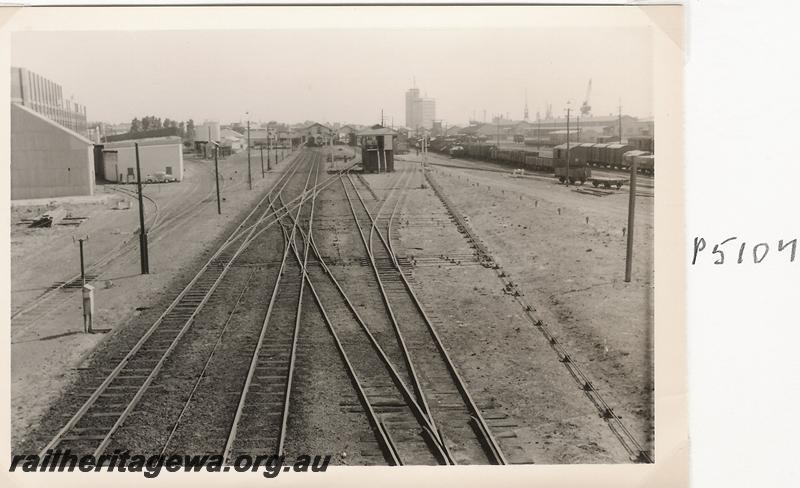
194,120,221,142
102,136,184,183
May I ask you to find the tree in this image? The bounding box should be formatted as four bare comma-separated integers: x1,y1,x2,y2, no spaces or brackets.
163,118,172,129
178,121,185,138
186,119,195,141
130,117,141,133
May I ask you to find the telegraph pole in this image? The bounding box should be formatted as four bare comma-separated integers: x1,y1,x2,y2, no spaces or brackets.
565,107,571,187
213,143,221,214
246,119,252,190
77,235,93,334
134,142,149,274
78,237,87,285
260,145,265,178
625,157,637,282
618,101,623,142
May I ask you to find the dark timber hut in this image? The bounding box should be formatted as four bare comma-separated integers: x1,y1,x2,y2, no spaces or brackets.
358,127,396,173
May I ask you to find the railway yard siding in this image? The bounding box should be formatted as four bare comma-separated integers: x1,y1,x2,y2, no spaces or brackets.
419,156,654,457
12,147,654,465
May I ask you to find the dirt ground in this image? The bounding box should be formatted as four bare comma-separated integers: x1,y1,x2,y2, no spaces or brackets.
9,147,299,449
10,145,653,463
389,153,654,460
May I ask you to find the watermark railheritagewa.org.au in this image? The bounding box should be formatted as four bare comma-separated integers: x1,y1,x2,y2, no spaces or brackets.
10,451,331,478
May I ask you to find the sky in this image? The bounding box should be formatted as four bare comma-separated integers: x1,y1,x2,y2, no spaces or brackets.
12,27,652,127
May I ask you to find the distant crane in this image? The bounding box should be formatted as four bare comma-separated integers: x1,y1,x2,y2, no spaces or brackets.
580,79,592,117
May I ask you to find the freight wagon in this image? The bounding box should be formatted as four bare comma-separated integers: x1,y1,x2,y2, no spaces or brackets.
634,154,655,176
628,135,654,153
552,143,591,184
458,141,654,176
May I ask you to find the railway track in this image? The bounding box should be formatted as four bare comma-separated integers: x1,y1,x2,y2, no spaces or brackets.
35,150,340,458
151,154,311,456
35,149,507,465
222,152,320,460
278,167,449,465
422,164,653,463
11,163,225,337
342,167,506,464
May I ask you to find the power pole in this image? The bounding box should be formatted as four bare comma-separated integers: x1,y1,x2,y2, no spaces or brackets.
565,107,571,187
213,144,221,214
260,146,265,178
77,235,93,334
618,101,623,143
625,157,637,282
77,237,87,285
247,119,252,190
134,143,149,274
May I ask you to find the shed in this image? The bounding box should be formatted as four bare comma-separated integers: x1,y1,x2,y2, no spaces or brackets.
358,127,396,173
11,102,95,199
102,136,184,183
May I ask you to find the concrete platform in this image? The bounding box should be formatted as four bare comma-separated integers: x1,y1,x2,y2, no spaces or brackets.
11,193,116,208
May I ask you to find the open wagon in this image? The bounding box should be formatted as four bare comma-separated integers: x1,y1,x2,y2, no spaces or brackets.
589,176,627,189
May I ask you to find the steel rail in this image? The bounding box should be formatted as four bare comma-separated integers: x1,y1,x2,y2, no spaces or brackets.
158,269,259,455
389,164,508,464
521,308,653,463
276,151,322,455
12,150,287,325
347,165,508,465
10,185,157,325
342,171,426,398
38,151,309,458
423,166,652,463
351,167,456,463
277,165,452,465
281,210,403,465
12,171,222,326
161,150,308,457
89,155,315,458
220,161,359,255
281,180,448,452
107,184,161,231
222,154,317,462
223,164,359,266
340,171,454,464
346,169,436,411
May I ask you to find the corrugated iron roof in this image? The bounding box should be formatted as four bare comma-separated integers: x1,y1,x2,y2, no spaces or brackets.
103,136,182,148
12,102,95,145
